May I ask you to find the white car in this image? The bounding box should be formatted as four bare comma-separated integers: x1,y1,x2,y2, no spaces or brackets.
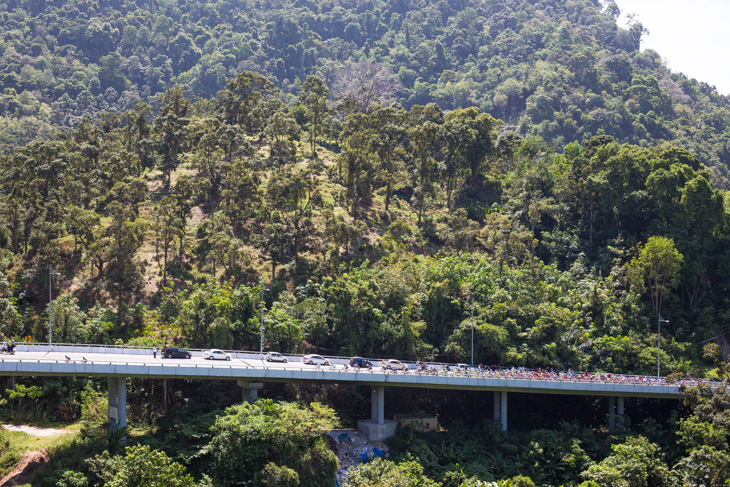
265,351,288,363
382,359,408,371
303,354,330,365
203,349,231,361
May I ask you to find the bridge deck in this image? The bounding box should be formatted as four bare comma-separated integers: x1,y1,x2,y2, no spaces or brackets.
0,348,685,398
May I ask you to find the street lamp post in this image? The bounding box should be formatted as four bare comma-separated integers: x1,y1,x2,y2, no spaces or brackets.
48,265,60,346
657,314,669,378
260,284,269,356
470,295,475,366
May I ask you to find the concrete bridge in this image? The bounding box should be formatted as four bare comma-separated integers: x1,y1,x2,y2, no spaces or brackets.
0,344,689,440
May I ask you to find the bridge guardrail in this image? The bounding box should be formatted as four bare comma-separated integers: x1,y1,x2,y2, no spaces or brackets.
9,343,684,382
0,354,717,388
17,342,360,362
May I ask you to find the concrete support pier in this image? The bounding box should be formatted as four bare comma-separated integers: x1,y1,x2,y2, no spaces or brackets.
500,391,508,431
493,391,500,421
107,377,127,433
608,396,629,433
370,386,380,423
609,396,616,433
237,380,264,403
617,397,625,432
358,386,396,441
493,391,508,431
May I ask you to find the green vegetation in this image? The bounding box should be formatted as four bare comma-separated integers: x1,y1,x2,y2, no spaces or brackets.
0,78,726,374
342,457,439,487
0,0,729,485
0,385,722,486
204,400,339,486
0,59,728,487
0,428,22,478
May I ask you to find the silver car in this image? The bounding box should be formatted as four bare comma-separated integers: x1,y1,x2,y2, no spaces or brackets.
382,359,408,371
303,354,330,365
265,351,288,363
203,349,231,361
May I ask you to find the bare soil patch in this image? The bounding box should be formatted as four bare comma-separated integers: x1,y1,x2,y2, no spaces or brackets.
0,449,48,486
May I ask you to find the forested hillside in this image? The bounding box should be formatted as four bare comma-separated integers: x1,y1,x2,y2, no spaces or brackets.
1,0,730,184
1,0,730,486
1,67,728,372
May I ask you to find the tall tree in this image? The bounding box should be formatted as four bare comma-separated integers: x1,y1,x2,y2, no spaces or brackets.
339,112,377,224
153,196,184,286
217,71,277,133
298,75,330,159
265,107,300,170
267,167,321,268
367,105,407,214
171,175,195,263
628,236,684,316
153,87,190,191
65,205,101,255
191,119,226,210
105,201,147,315
408,104,443,225
47,295,87,343
221,160,260,232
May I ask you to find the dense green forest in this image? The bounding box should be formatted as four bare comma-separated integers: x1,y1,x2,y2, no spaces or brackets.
1,0,730,485
1,0,730,185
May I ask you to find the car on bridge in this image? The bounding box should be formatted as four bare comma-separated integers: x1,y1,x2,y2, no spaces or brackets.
162,347,191,359
203,349,231,361
382,359,408,371
349,357,372,368
265,352,288,363
303,354,330,366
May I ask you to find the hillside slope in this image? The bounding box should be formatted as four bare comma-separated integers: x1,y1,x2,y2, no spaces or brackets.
0,65,728,379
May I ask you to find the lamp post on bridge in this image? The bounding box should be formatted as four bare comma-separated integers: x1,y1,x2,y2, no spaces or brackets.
657,314,669,378
259,284,269,356
470,294,475,366
48,265,60,346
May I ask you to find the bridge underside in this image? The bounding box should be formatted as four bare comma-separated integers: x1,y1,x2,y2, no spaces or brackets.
0,369,682,399
1,356,685,441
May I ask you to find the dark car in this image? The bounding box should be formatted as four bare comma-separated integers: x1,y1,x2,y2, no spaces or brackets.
349,356,371,367
162,347,191,359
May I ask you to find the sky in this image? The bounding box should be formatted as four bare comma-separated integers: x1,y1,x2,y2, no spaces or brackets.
612,0,730,95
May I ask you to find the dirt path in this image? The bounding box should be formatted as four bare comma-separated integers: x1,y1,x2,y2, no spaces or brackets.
0,449,48,486
2,425,73,437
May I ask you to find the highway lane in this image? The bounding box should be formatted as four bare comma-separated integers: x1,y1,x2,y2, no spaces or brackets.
2,350,348,372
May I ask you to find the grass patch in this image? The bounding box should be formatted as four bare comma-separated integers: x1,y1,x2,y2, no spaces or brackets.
4,429,76,453
1,428,77,478
3,425,151,486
